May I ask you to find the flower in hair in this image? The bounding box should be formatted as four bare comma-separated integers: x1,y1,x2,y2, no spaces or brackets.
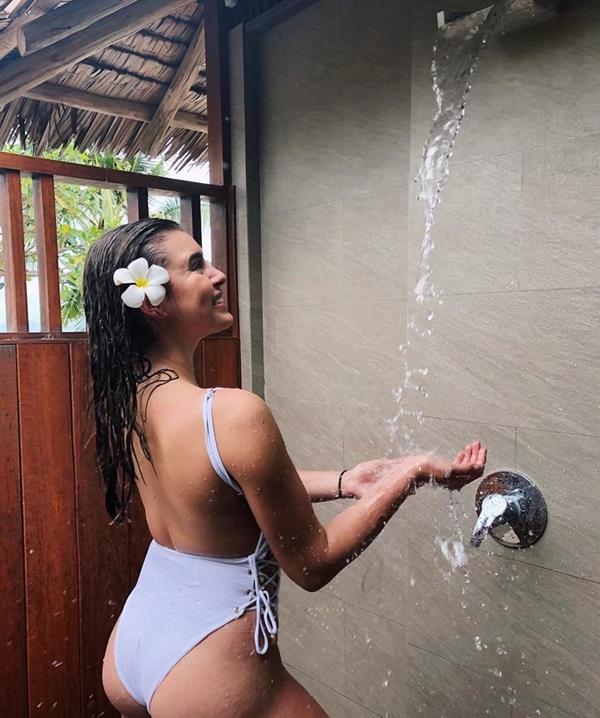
113,257,170,308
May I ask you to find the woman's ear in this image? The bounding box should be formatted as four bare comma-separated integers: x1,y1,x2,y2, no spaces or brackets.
139,297,169,320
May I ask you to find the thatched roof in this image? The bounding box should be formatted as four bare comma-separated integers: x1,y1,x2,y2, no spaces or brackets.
0,0,209,169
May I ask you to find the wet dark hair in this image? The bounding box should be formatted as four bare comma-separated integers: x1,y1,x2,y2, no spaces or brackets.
83,218,182,526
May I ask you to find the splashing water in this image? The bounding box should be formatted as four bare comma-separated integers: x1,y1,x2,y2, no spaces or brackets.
386,0,514,455
384,1,515,571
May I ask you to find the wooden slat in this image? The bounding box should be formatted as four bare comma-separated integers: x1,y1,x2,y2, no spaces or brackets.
0,332,88,342
201,336,240,388
18,342,80,714
206,198,231,339
192,337,204,385
0,0,195,106
0,345,28,718
32,174,62,332
0,152,226,198
0,170,29,332
25,82,208,133
180,194,202,242
139,18,207,154
126,187,149,222
70,342,128,718
128,490,152,595
18,0,140,55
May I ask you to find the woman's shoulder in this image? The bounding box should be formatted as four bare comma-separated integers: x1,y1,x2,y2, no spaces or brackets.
137,379,262,429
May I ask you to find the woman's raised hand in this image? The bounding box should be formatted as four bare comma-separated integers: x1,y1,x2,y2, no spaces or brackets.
342,441,487,498
415,440,487,491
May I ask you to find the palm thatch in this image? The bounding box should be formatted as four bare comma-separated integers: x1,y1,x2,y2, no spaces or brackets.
0,0,209,169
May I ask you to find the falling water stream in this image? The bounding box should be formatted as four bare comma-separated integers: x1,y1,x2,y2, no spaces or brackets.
384,0,515,576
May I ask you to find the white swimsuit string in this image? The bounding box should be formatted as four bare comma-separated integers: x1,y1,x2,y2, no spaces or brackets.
238,535,280,654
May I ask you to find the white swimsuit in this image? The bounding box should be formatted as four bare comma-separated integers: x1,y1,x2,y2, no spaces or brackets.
114,387,281,713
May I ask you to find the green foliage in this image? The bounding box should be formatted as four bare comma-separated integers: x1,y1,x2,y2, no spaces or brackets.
1,142,181,330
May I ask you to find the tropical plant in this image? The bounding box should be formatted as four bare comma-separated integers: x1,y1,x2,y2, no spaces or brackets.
0,142,183,330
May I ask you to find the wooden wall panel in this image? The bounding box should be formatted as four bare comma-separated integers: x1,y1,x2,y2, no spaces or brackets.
0,345,28,718
128,491,152,595
201,337,241,388
17,342,80,715
70,341,125,718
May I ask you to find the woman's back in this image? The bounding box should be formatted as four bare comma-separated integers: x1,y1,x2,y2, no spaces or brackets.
132,381,262,558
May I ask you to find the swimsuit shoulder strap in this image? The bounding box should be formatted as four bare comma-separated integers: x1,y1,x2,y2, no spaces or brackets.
203,387,244,495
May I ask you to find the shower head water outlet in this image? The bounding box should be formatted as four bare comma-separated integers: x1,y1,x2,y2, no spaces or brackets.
437,0,561,36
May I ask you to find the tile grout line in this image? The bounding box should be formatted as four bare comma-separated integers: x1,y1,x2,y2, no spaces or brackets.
284,659,384,718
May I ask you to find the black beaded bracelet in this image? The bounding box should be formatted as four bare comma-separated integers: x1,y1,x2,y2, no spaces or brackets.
337,468,349,499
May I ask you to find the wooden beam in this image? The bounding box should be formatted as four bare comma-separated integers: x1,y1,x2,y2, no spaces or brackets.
24,82,208,132
0,0,85,61
0,151,227,198
0,0,194,108
0,170,29,332
138,19,206,155
17,0,139,56
32,174,62,332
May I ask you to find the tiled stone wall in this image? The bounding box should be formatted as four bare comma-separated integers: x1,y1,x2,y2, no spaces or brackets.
232,1,600,716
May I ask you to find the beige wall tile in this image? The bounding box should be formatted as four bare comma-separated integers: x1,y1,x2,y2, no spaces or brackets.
404,289,599,436
407,543,600,716
340,189,408,306
436,1,600,165
285,664,381,718
512,697,581,718
262,200,345,309
344,604,407,717
408,152,522,297
268,394,344,470
406,644,512,718
503,561,600,717
259,0,411,215
520,134,600,290
278,576,346,692
274,303,352,403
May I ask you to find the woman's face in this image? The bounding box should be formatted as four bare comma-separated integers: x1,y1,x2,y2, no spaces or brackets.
152,229,233,339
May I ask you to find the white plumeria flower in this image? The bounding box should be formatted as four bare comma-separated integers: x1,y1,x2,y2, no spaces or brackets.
113,257,170,308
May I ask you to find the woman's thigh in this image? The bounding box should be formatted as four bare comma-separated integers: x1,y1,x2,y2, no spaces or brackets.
149,612,328,718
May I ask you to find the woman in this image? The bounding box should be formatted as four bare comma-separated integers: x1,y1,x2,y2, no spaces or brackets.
83,218,487,718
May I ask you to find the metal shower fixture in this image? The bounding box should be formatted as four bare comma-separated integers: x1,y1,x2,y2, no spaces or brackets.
437,0,561,35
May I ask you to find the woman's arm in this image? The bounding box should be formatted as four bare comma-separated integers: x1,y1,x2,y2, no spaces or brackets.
297,470,349,502
221,390,486,592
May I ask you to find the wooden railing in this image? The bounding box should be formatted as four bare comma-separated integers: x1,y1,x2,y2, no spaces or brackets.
0,153,240,717
0,151,239,339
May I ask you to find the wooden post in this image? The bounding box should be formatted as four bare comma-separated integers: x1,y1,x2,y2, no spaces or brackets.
204,0,232,343
126,187,149,222
180,194,202,243
204,0,230,186
32,174,62,332
0,170,29,332
226,186,239,339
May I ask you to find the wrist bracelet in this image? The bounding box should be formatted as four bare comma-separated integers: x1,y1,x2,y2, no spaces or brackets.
337,468,349,499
